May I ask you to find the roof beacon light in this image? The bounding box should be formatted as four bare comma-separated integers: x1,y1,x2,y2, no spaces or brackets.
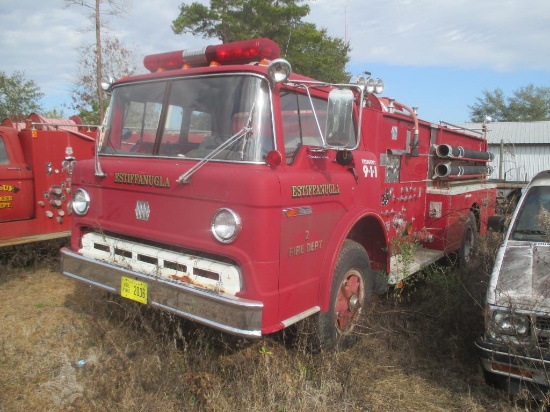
144,38,281,73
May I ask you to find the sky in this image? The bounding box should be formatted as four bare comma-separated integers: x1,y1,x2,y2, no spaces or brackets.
1,0,549,123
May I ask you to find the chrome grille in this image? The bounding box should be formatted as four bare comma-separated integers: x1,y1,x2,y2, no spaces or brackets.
79,232,242,295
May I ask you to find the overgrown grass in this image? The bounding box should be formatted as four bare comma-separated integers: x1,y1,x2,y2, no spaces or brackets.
0,238,68,272
0,233,538,411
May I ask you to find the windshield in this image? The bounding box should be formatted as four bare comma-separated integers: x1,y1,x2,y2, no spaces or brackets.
100,75,274,162
511,186,550,242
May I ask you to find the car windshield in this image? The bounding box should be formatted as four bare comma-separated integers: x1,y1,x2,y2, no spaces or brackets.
99,74,274,163
511,186,550,242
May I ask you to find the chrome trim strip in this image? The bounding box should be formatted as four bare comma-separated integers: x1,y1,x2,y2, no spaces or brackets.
60,247,263,338
281,306,320,328
64,271,117,293
476,340,550,367
475,339,550,386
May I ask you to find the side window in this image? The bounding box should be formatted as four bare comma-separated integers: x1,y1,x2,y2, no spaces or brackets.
185,111,214,156
280,92,326,164
157,109,213,158
190,111,212,143
126,102,162,155
158,105,184,156
190,111,211,131
0,137,8,164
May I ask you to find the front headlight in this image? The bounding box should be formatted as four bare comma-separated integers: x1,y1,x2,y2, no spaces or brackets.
72,188,90,215
211,208,241,244
490,310,530,338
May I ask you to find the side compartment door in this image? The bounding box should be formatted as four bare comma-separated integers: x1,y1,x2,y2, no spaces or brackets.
0,132,34,222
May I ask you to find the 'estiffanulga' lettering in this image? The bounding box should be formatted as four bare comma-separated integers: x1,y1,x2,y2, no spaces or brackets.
114,172,170,189
291,184,340,198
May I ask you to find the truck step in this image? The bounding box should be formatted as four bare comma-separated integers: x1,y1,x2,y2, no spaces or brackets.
388,247,444,285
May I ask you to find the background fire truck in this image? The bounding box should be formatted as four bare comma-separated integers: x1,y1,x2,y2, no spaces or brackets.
0,114,96,247
60,38,496,349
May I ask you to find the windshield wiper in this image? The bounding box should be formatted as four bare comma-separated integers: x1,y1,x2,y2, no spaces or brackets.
177,104,255,184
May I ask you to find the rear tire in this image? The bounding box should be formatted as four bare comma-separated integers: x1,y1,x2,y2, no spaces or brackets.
459,211,478,268
317,240,372,350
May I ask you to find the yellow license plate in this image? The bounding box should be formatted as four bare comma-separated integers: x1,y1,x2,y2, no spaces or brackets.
121,276,148,304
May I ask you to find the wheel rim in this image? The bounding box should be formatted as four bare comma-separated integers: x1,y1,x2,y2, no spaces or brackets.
334,269,364,334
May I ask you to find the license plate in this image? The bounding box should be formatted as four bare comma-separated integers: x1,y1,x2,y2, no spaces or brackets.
121,276,148,304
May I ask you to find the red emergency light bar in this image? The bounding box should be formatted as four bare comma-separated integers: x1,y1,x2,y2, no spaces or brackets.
144,38,281,72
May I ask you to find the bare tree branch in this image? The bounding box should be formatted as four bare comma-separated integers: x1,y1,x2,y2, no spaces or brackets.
65,0,131,122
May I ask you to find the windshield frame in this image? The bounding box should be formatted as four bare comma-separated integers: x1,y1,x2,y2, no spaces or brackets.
280,80,363,151
99,72,276,165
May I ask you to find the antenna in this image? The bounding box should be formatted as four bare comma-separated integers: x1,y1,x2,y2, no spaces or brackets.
345,0,349,44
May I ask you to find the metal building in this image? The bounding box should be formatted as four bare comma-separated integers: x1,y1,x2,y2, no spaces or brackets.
456,121,550,182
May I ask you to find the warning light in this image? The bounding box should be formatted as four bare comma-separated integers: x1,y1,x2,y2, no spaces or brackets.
144,38,281,72
266,150,282,167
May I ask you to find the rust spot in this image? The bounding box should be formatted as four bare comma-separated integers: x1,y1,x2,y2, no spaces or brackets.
167,273,222,292
168,273,193,284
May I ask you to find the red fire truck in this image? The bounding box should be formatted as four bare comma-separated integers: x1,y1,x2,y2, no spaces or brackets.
60,38,496,348
0,114,96,247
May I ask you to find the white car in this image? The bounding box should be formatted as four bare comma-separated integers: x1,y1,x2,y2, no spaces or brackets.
477,170,550,396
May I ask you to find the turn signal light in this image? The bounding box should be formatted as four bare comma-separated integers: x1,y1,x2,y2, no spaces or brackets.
266,150,282,167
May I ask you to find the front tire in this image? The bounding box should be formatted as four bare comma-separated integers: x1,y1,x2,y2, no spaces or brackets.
317,240,372,350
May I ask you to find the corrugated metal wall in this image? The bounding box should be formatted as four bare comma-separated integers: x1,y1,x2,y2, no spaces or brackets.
485,122,550,145
454,122,550,182
488,144,550,182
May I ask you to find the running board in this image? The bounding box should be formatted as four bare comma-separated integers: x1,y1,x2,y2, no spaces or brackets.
388,247,444,285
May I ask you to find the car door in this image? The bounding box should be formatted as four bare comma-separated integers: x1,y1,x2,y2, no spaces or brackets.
0,131,34,222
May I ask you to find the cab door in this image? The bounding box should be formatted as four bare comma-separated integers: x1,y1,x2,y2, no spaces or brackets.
277,91,356,321
0,131,34,222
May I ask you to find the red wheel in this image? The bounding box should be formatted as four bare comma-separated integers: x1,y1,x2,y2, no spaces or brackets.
334,269,365,333
317,240,372,350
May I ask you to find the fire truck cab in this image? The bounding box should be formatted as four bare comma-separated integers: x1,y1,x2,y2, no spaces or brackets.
0,115,96,246
60,38,496,348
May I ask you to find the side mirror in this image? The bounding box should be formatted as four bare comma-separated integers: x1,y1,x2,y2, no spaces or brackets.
488,215,506,233
101,76,115,93
326,89,355,147
335,149,353,166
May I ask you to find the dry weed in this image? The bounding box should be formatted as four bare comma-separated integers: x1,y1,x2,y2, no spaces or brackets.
0,238,528,411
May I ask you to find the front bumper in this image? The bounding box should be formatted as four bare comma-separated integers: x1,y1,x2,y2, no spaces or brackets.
60,247,263,338
475,335,550,388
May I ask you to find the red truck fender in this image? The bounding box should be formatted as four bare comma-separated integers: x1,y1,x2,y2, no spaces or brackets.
317,208,387,312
